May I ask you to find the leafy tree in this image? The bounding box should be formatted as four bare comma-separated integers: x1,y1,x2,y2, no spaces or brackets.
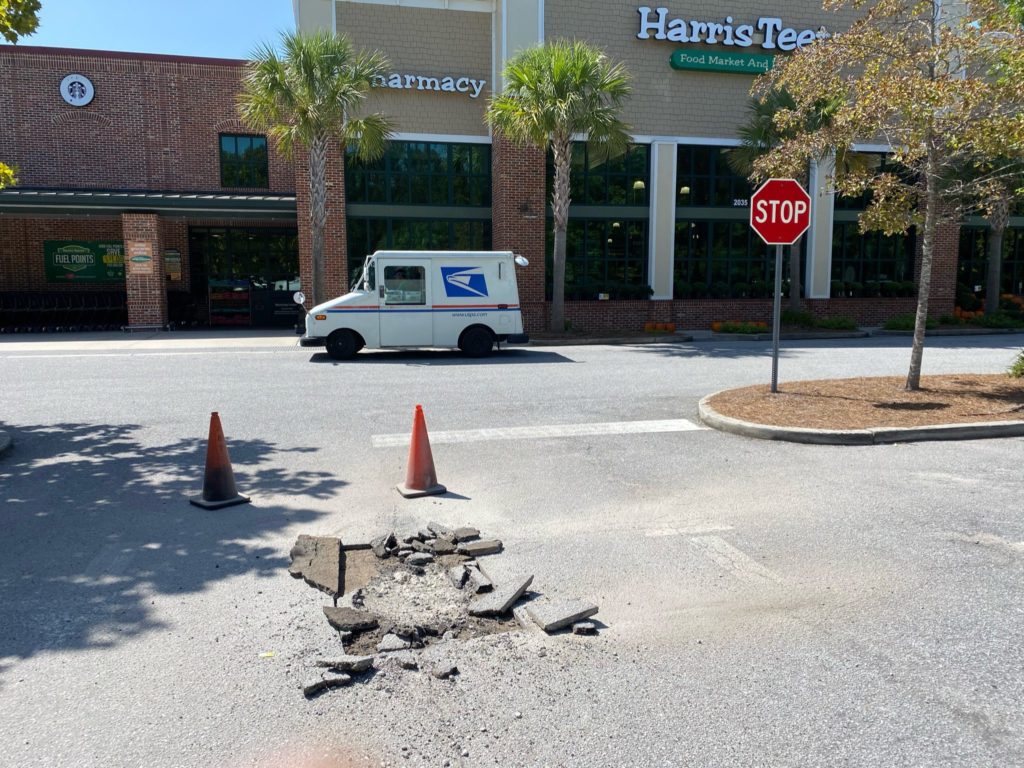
238,31,392,306
755,0,1024,390
1,0,41,190
487,41,631,332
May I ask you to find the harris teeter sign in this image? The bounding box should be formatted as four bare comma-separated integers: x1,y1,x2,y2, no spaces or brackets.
45,241,125,283
670,49,774,74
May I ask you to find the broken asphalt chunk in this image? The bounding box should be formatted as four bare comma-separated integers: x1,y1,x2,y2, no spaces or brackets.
465,564,493,594
572,621,598,635
377,633,412,652
448,565,469,589
323,606,379,634
315,655,375,673
406,552,435,567
302,671,351,697
457,539,502,557
452,526,480,542
371,532,397,558
427,521,453,538
468,574,533,617
288,535,344,597
431,662,459,679
430,539,457,555
526,599,599,633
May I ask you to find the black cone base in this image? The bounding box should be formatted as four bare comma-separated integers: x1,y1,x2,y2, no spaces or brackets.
189,492,251,510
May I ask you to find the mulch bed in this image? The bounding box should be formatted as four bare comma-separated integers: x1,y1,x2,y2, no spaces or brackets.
707,374,1024,430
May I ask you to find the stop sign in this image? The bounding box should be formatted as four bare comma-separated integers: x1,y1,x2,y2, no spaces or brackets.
750,178,812,245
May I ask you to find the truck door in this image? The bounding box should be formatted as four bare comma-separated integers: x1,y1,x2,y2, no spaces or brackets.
378,260,433,347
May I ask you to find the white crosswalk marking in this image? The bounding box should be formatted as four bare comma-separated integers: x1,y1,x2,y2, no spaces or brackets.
371,418,706,447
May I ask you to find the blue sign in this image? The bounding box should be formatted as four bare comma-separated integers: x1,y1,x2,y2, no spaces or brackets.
441,266,489,298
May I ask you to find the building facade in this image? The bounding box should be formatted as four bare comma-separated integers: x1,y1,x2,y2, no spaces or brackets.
0,1,1020,332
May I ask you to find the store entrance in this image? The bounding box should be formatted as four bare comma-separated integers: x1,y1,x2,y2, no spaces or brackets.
188,227,300,328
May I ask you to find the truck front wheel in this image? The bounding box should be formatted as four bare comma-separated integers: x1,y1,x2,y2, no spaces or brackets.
325,329,361,360
459,326,494,357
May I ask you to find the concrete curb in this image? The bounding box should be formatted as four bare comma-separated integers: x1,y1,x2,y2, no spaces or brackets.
530,334,694,347
870,328,1022,337
0,430,11,456
710,331,869,341
698,394,1024,445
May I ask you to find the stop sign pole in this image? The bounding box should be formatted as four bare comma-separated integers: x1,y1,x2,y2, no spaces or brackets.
749,179,812,393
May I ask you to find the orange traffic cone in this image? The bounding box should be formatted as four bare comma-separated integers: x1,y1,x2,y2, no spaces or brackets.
396,405,446,498
190,412,251,509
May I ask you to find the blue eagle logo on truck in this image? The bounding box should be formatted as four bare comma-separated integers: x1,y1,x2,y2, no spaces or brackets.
441,266,489,298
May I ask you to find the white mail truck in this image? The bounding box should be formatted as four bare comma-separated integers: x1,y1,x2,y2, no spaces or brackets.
299,251,530,359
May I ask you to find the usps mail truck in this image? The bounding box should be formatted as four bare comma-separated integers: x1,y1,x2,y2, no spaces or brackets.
299,251,530,359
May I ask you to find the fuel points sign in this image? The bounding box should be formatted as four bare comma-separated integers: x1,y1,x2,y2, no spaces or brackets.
44,241,125,283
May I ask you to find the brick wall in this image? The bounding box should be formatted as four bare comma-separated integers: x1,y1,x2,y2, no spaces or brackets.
0,46,294,193
491,134,547,331
121,213,166,326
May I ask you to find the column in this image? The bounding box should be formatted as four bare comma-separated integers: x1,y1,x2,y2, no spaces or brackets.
121,212,167,328
806,154,835,298
648,142,677,299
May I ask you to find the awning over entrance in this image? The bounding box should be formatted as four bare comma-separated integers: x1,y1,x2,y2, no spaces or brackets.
0,188,297,219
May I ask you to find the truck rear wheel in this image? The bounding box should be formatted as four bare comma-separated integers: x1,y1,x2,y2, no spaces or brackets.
326,329,360,360
459,326,494,357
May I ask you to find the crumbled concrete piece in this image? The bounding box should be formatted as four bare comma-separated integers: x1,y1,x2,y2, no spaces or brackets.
465,564,493,594
410,539,432,553
448,565,469,589
388,650,419,670
406,552,434,567
323,606,379,633
377,633,412,652
468,574,533,616
526,599,599,633
428,521,453,538
315,655,375,673
401,534,419,545
572,621,598,635
512,605,544,635
457,539,503,557
302,672,351,697
288,535,344,597
395,548,414,560
452,526,480,542
431,663,459,679
430,539,457,555
371,532,397,558
417,527,433,540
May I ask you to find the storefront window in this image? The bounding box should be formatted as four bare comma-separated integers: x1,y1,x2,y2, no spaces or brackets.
545,144,650,206
546,219,649,299
219,135,269,188
831,222,916,292
958,226,1024,300
676,146,752,208
347,218,492,284
673,219,780,298
346,142,491,206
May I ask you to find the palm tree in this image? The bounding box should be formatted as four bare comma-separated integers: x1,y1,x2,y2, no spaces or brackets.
487,41,631,332
238,31,393,305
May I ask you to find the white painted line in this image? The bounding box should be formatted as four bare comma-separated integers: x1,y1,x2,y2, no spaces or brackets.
372,418,707,447
645,525,735,537
3,350,285,360
689,535,783,586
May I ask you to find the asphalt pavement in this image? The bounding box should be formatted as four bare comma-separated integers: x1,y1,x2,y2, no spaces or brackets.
1,330,1022,767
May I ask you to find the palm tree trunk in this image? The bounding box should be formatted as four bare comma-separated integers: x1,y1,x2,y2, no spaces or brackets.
984,194,1009,318
308,135,329,306
550,137,572,332
788,237,801,311
906,144,938,391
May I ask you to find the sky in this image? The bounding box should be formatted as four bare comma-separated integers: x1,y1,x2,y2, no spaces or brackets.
18,0,296,59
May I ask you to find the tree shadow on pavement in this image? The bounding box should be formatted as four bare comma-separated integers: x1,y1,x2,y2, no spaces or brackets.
0,421,339,687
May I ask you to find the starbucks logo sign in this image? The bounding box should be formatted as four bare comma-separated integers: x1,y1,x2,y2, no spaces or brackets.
60,74,95,107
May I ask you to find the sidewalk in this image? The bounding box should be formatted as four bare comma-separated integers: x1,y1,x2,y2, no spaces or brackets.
0,329,302,352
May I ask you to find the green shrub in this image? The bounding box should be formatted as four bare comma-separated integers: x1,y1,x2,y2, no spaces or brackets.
899,281,918,297
863,280,881,297
1009,350,1024,379
830,280,845,297
938,314,962,326
969,312,1024,329
750,279,769,298
845,281,864,297
781,309,816,327
719,321,768,334
815,316,858,331
880,281,900,297
883,314,937,331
